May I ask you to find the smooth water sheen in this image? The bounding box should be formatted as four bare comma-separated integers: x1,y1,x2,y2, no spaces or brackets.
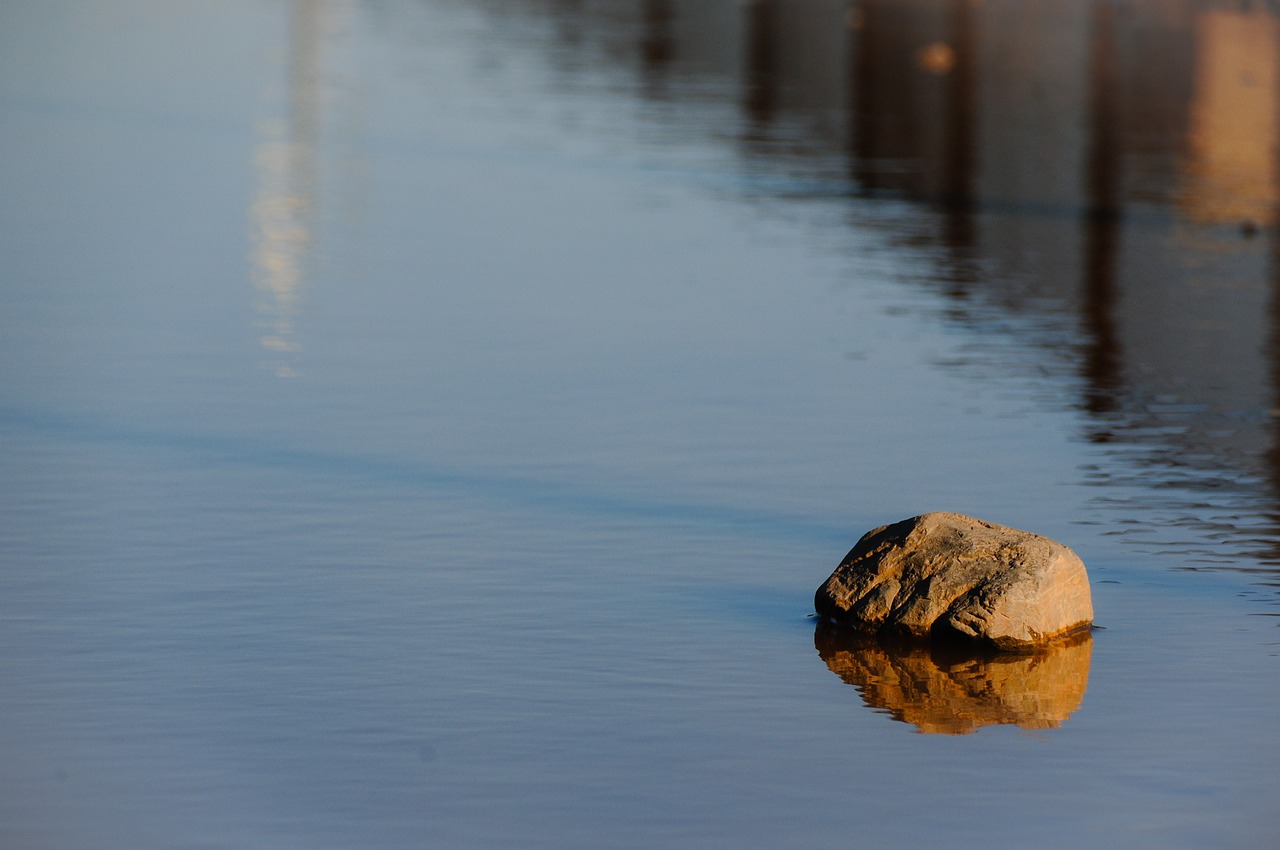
2,1,1278,848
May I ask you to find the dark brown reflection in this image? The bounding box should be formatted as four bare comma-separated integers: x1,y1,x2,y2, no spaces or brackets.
743,0,780,133
1081,0,1123,418
939,0,977,278
815,623,1093,735
850,0,953,199
1265,161,1280,562
640,0,676,97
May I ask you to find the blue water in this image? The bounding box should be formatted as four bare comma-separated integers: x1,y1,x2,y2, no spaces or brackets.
2,1,1278,848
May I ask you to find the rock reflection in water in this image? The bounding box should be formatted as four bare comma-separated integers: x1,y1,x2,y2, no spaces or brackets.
814,623,1092,735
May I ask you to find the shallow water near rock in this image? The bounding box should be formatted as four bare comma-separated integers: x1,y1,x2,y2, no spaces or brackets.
2,2,1279,848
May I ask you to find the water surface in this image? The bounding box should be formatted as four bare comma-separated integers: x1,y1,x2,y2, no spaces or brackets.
2,1,1279,848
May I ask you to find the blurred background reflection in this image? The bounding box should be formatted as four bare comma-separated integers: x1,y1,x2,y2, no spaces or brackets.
445,0,1280,572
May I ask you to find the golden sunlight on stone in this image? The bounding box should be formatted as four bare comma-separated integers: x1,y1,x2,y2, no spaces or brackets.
815,624,1093,735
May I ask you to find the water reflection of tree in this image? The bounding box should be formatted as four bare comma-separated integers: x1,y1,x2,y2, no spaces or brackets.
473,0,1280,575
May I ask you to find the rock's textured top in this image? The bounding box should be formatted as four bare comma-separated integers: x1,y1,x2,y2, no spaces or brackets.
815,512,1093,649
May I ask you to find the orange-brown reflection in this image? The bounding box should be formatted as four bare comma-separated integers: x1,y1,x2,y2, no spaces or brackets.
1183,8,1280,227
815,623,1092,735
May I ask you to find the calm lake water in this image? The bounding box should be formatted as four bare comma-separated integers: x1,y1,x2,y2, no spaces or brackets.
3,1,1279,847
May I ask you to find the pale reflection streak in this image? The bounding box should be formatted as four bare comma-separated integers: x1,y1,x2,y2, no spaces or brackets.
250,0,332,378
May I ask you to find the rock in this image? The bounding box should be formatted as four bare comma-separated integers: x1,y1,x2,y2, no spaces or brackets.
814,512,1093,649
814,624,1093,734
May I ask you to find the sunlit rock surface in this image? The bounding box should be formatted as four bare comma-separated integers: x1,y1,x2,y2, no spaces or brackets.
815,624,1093,735
815,513,1093,649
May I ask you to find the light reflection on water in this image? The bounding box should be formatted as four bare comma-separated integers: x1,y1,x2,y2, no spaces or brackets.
250,0,334,377
2,1,1280,848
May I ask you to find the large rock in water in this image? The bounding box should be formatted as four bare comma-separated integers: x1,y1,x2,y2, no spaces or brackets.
815,512,1093,649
